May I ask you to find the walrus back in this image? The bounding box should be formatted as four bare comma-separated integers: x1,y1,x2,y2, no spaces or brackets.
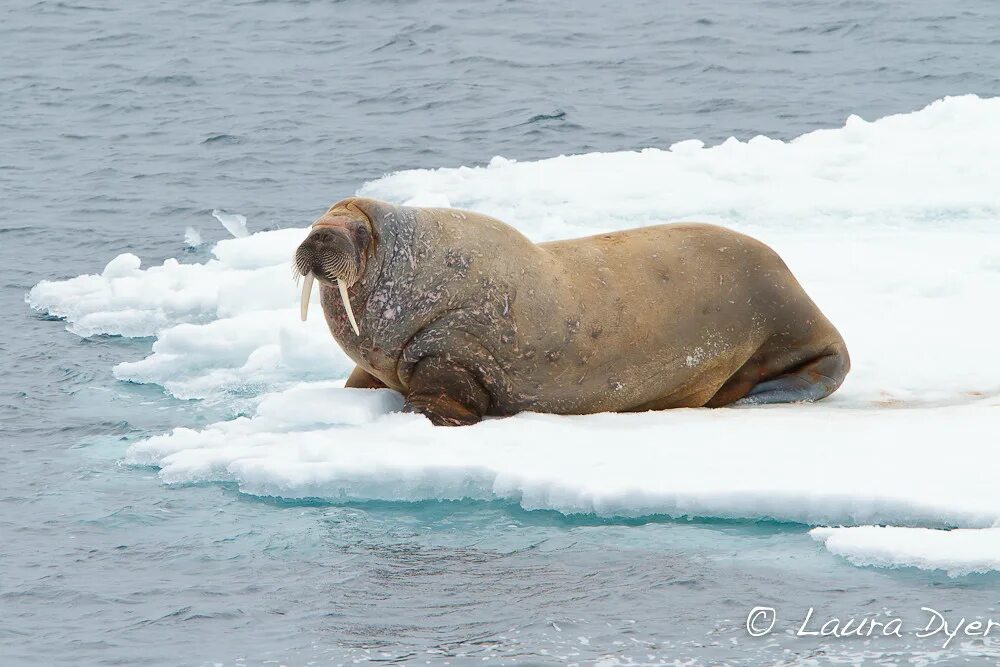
530,222,848,412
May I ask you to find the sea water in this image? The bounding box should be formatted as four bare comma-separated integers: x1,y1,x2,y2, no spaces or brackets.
3,1,1000,665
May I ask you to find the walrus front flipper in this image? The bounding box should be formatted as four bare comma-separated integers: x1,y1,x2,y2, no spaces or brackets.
344,365,387,389
736,343,850,406
403,357,490,426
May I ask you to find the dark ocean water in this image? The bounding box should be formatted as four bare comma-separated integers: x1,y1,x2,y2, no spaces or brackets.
3,1,1000,665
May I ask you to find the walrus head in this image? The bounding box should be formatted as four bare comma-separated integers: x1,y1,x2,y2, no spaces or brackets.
294,207,374,335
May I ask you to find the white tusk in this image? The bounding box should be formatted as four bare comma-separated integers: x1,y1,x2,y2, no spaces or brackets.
338,279,360,336
300,271,315,321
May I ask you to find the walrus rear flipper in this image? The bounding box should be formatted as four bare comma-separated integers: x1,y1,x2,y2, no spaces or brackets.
735,342,850,406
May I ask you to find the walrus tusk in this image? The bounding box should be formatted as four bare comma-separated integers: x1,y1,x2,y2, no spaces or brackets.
299,272,359,335
338,279,360,336
300,271,314,322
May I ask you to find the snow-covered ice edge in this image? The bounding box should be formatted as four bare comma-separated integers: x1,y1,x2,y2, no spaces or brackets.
811,527,1000,577
27,95,1000,575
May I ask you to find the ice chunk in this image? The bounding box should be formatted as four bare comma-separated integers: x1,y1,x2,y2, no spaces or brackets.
102,253,141,278
811,526,1000,577
113,309,352,400
27,227,311,337
183,227,203,248
212,209,249,238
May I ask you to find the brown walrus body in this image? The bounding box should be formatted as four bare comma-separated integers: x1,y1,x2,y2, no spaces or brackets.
295,197,849,425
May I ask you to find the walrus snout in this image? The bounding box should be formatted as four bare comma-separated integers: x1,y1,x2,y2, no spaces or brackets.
294,216,372,334
294,226,363,283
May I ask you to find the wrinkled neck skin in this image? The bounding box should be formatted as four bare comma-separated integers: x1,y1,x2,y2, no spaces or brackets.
319,197,496,393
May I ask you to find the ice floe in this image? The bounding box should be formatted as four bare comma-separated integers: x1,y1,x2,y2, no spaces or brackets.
27,95,1000,574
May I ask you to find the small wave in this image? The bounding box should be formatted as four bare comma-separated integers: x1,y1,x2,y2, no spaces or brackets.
136,74,198,87
524,110,567,124
53,2,117,11
201,133,243,145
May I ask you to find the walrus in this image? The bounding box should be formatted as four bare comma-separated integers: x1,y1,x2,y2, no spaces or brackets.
294,197,849,426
